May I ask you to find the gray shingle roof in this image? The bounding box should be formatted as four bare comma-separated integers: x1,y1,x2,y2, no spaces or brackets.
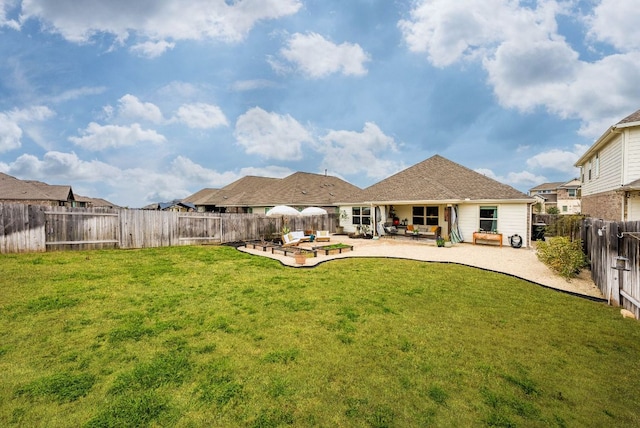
0,173,73,202
348,155,530,203
617,108,640,125
189,173,362,208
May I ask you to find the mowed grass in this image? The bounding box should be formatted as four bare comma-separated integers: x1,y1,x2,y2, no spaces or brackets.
1,246,639,427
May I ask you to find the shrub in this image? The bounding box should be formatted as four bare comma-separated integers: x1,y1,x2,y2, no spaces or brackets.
536,237,587,280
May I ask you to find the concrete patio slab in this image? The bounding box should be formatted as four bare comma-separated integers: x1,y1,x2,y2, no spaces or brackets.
238,235,604,300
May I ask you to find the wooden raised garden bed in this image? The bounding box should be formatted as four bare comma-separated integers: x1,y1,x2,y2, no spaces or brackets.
313,243,354,255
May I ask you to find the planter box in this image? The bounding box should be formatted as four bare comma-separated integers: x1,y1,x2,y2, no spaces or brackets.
313,244,354,255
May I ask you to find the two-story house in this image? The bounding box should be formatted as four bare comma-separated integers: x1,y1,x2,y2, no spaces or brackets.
574,108,640,221
528,179,581,214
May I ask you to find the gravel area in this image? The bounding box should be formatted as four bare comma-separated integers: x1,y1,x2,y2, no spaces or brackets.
238,235,604,300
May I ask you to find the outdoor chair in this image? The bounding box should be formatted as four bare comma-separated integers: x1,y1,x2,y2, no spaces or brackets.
383,222,398,235
315,230,331,242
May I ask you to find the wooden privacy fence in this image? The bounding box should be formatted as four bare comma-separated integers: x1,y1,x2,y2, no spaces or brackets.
0,203,336,253
582,217,640,317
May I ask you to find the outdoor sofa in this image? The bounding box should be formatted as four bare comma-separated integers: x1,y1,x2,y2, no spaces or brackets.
282,231,311,247
406,225,441,239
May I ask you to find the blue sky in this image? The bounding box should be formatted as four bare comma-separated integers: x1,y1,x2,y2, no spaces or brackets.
1,0,639,207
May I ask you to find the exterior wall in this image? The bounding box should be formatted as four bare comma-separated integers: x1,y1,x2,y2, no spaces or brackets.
626,128,640,185
456,203,529,247
581,135,622,196
581,191,624,221
557,198,581,214
628,192,640,221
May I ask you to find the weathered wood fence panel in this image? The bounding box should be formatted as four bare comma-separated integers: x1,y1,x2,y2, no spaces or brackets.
0,205,337,253
0,203,46,253
45,206,120,251
178,213,222,245
583,218,640,317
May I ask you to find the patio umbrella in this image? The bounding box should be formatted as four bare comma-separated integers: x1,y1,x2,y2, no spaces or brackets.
300,206,327,216
266,205,301,217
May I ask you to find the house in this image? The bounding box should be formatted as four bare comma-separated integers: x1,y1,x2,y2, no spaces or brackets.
336,155,534,246
0,172,75,206
528,179,581,214
183,172,361,214
142,200,196,212
574,108,640,221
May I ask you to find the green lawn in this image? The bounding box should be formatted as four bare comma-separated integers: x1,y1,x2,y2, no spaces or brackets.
1,246,639,427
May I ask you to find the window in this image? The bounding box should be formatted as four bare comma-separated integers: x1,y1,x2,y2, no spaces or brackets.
580,166,584,183
352,207,371,225
412,206,438,226
479,206,498,232
588,160,592,181
568,189,576,197
562,205,568,212
594,153,600,178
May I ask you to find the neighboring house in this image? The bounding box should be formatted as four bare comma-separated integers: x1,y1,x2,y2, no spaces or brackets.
556,179,581,215
74,194,120,208
143,200,196,212
528,179,581,214
337,155,534,246
0,172,76,206
181,188,220,212
528,182,562,213
183,172,361,214
574,108,640,221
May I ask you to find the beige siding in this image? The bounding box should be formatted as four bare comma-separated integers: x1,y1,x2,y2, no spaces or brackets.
457,204,477,243
582,135,623,196
457,203,529,246
626,128,640,184
628,193,640,221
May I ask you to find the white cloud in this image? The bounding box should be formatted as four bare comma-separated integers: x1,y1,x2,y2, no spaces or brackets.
399,0,640,139
0,106,55,152
475,167,547,189
1,151,245,207
272,32,370,78
526,146,585,173
174,103,229,129
17,0,302,48
319,122,404,180
230,79,277,92
170,155,238,184
69,122,166,150
117,94,164,123
0,0,20,30
587,0,640,52
6,151,121,181
234,107,313,160
0,113,23,152
130,40,175,58
49,86,106,103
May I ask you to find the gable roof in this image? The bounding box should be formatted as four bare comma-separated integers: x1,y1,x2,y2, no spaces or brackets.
75,194,120,208
0,173,73,202
250,172,362,206
182,188,220,205
529,182,564,193
186,173,362,208
211,176,281,207
617,108,640,125
575,107,640,166
346,155,530,204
